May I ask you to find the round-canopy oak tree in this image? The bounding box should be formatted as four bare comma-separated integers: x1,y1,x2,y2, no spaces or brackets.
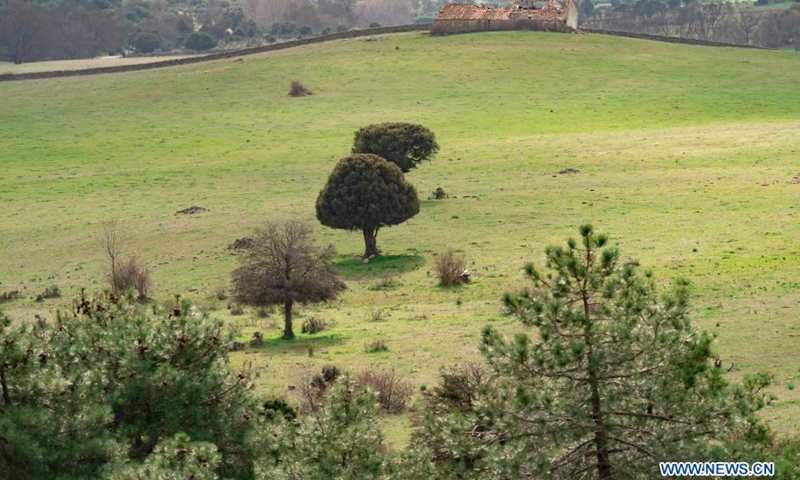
231,221,346,339
352,123,439,173
316,154,420,257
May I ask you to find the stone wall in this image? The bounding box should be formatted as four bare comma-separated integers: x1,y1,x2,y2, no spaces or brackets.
0,23,767,82
581,29,765,49
0,24,431,82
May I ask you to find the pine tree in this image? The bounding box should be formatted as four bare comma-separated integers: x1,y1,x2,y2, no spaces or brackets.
417,225,774,479
258,376,388,480
103,433,221,480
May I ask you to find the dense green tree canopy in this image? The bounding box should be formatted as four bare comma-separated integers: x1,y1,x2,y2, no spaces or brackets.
185,32,217,51
352,123,439,173
0,294,258,480
316,154,420,257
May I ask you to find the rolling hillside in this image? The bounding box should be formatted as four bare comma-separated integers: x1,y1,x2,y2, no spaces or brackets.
1,31,798,436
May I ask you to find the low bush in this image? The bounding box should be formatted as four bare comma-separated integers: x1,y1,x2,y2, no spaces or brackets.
297,364,342,413
35,285,61,302
301,316,329,334
0,290,22,304
249,331,264,347
369,308,386,322
365,340,388,353
110,256,152,300
184,32,217,51
289,80,312,97
261,398,297,422
434,250,467,287
430,186,449,200
127,30,162,53
214,286,228,300
354,369,413,414
229,303,244,315
424,363,491,415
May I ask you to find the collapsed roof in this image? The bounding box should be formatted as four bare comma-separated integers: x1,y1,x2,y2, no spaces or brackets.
435,1,572,23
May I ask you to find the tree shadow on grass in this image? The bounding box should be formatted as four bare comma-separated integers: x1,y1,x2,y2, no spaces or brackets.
335,254,425,281
247,333,346,356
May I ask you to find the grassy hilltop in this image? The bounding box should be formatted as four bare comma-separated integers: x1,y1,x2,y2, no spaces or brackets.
0,31,798,438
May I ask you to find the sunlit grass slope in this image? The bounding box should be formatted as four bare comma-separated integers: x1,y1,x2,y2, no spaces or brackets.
1,31,798,436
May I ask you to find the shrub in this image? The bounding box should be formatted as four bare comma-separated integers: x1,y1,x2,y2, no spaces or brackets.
297,364,343,413
354,369,413,414
184,32,217,51
430,187,449,200
288,80,312,97
127,31,162,53
270,21,299,37
301,316,329,334
322,27,332,35
263,378,388,478
229,303,244,315
110,256,152,300
369,308,386,322
261,398,297,422
337,25,349,32
434,250,467,287
249,331,264,347
369,22,381,28
0,290,22,304
214,286,228,300
35,285,61,302
424,363,491,415
298,25,312,36
365,339,388,353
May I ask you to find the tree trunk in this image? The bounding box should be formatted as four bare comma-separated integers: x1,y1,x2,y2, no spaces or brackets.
589,357,613,479
582,256,614,480
362,227,379,258
1,367,10,407
283,300,295,339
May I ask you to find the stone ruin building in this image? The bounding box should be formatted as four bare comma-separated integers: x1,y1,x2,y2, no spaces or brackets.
431,0,579,35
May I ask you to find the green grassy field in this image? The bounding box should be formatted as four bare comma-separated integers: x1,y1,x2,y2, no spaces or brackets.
1,31,798,440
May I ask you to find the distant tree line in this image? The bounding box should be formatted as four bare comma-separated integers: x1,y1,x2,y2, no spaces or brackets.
0,0,441,64
580,0,800,49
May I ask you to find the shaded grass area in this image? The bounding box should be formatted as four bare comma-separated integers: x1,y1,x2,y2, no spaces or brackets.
0,31,798,438
336,254,426,280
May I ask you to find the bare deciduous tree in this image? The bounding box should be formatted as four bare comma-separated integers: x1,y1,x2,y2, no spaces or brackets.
231,221,346,339
99,219,152,300
100,219,126,296
243,0,291,30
